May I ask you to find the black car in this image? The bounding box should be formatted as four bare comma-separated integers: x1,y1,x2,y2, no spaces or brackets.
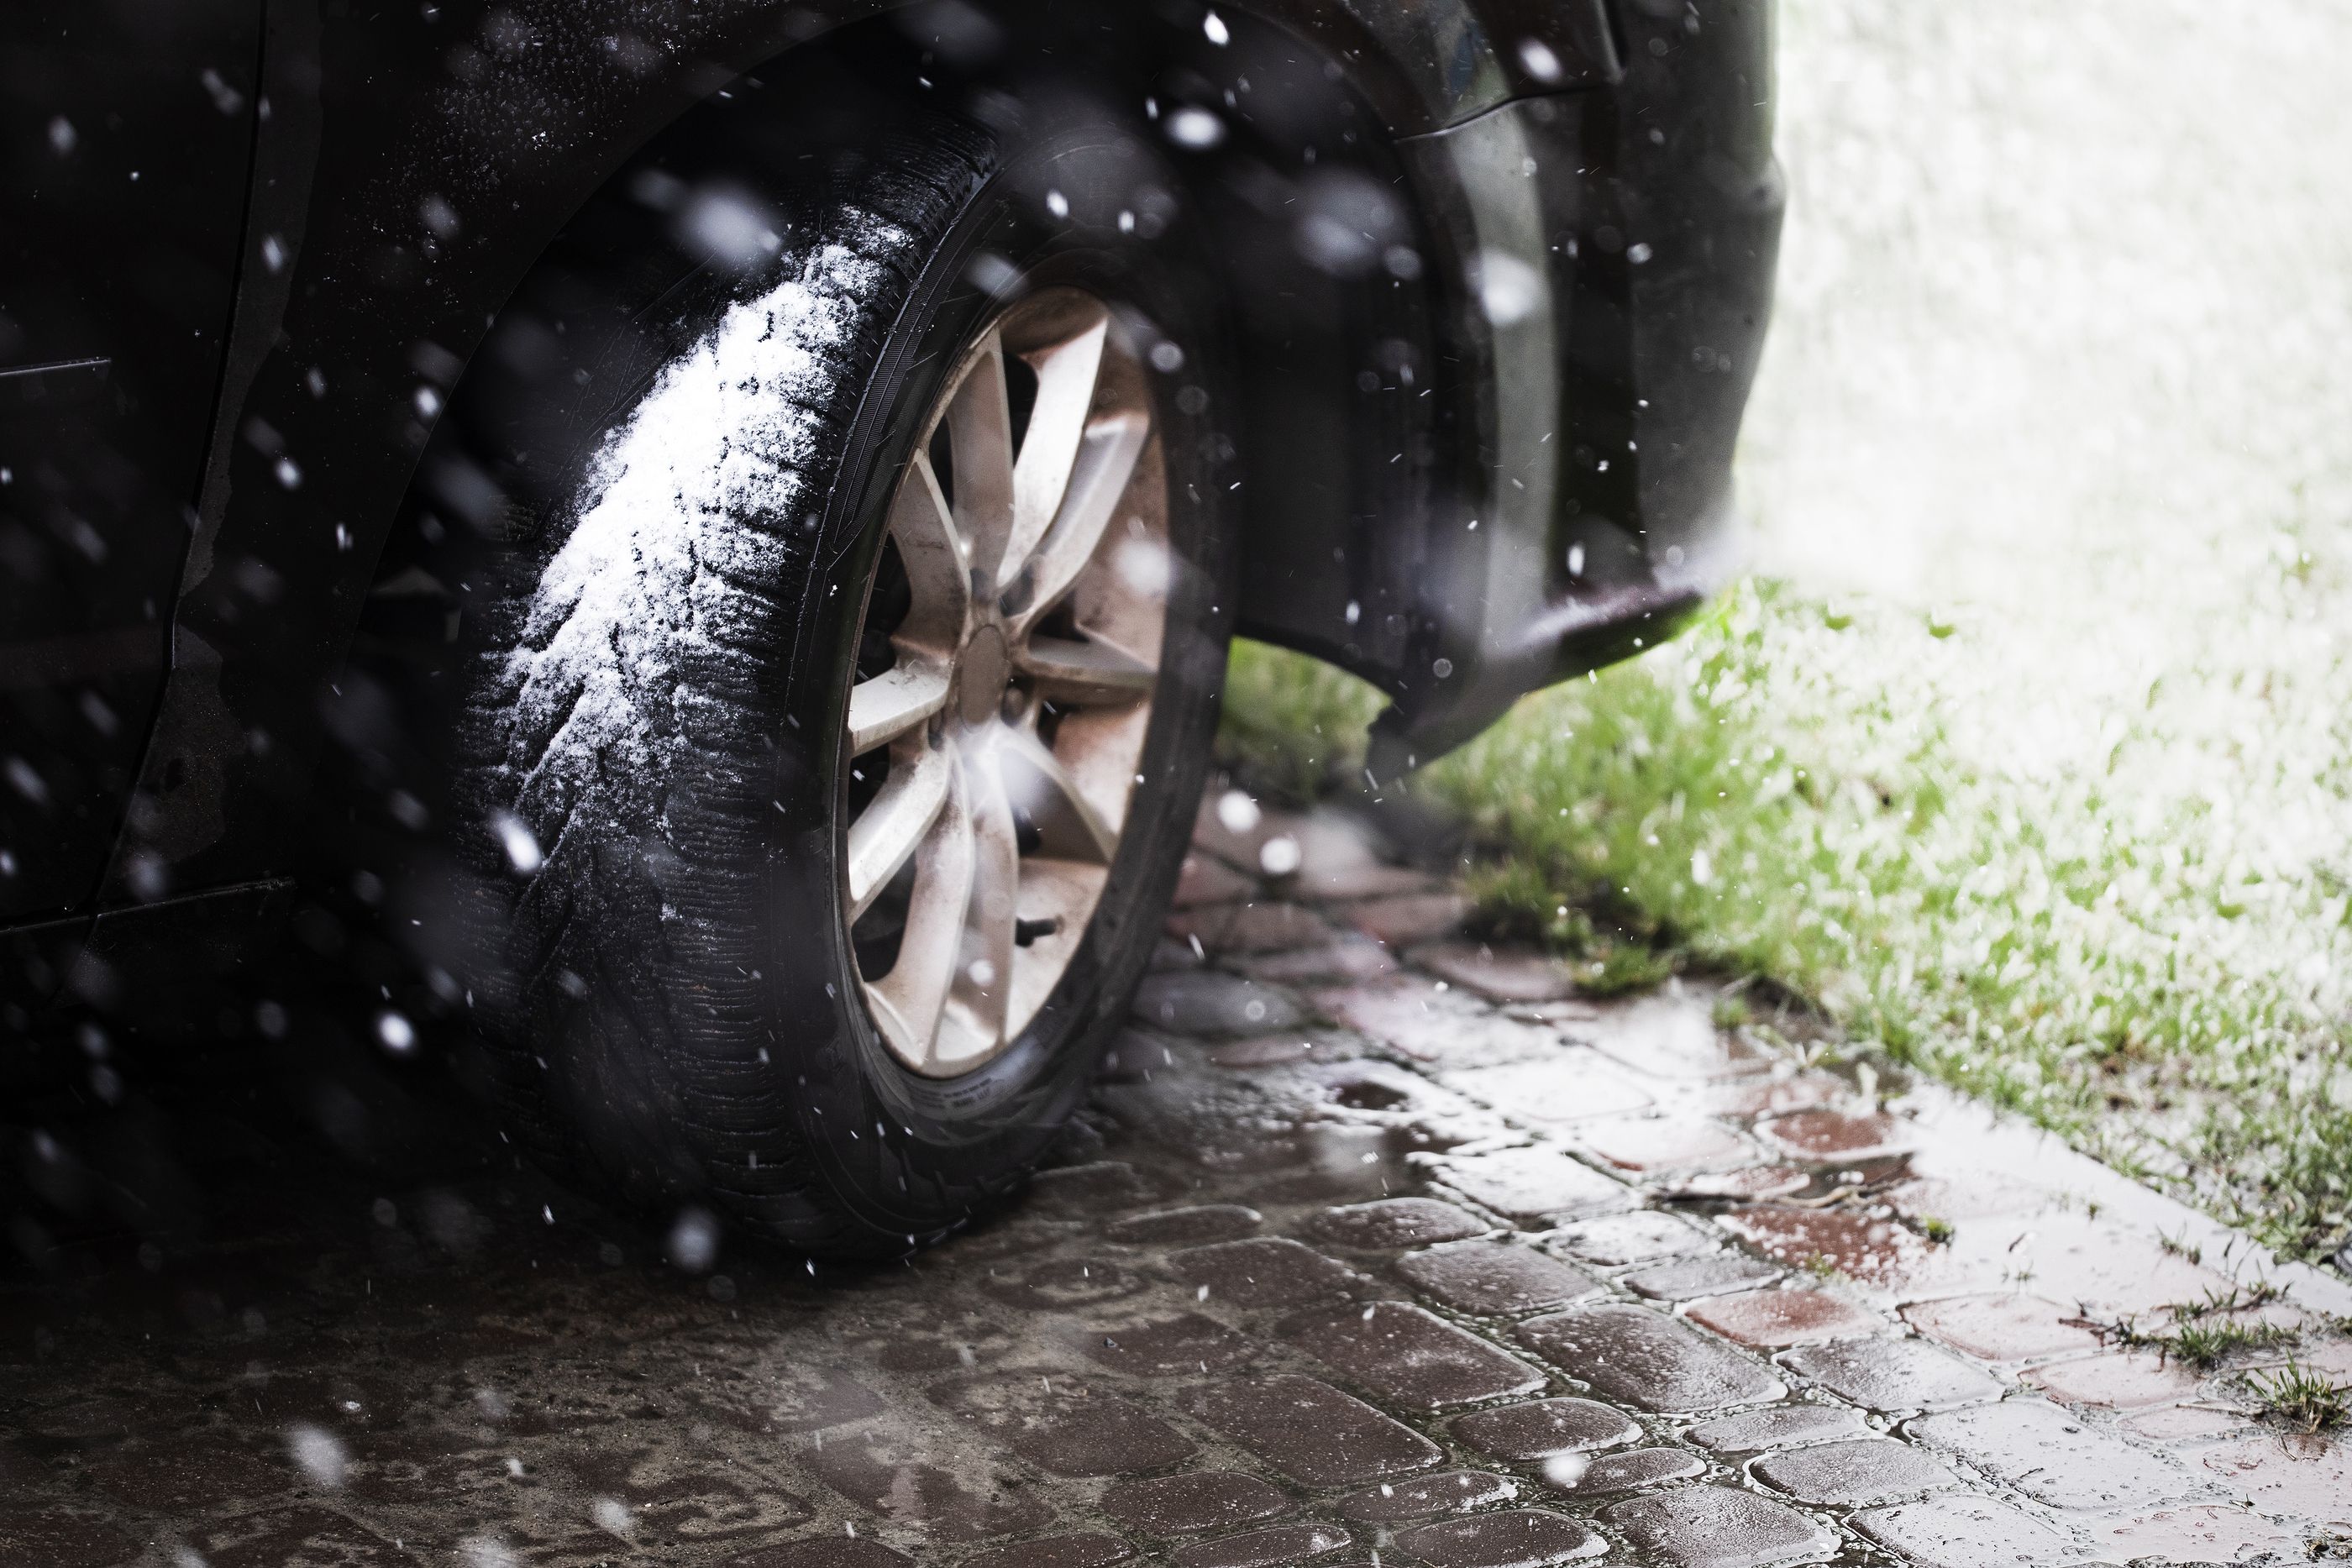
2,0,1780,1255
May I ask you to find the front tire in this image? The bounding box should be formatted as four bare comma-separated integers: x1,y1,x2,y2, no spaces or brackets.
444,69,1233,1257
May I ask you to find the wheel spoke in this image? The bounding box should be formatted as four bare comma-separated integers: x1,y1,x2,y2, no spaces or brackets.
844,739,953,921
997,722,1120,865
1001,307,1110,593
1013,632,1157,706
848,661,950,755
946,330,1016,581
867,749,975,1068
952,753,1021,1054
1005,410,1150,628
889,448,969,646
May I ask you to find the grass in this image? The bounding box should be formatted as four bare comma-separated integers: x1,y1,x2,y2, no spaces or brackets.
1216,579,2352,1261
2169,1282,2289,1318
1215,642,1391,805
2160,1319,2302,1371
2123,1282,2307,1369
2242,1361,2352,1434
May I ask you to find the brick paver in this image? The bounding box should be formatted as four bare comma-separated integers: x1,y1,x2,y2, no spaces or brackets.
1394,1508,1603,1566
1394,1238,1599,1315
1685,1284,1885,1348
1781,1335,2007,1413
1685,1401,1864,1453
1450,1396,1642,1460
1751,1435,1961,1506
1101,1470,1289,1535
1851,1493,2076,1566
4,796,2350,1565
1622,1248,1783,1301
1909,1397,2189,1510
1280,1301,1546,1411
1548,1444,1705,1494
1309,1195,1488,1251
1333,1468,1518,1523
1604,1485,1835,1567
1517,1303,1788,1413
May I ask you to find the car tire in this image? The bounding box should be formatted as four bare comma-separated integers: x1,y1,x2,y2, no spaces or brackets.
436,68,1234,1258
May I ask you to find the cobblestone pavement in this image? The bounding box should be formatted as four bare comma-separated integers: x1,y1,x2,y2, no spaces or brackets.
7,800,2352,1566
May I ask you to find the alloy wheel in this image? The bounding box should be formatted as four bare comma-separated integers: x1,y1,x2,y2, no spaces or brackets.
842,286,1171,1078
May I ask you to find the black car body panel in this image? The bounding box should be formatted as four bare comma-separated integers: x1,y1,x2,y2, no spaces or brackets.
1,0,262,925
0,0,1779,1022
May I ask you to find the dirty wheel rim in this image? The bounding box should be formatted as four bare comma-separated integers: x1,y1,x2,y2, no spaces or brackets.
842,286,1170,1079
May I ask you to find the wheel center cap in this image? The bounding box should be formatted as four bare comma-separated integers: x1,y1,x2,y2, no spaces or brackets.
958,626,1011,725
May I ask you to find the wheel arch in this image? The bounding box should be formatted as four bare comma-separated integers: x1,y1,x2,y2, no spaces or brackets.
104,0,1494,907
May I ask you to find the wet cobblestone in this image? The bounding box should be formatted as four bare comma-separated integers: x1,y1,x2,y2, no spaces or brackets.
1393,1508,1600,1566
1851,1493,2071,1567
5,800,2351,1565
1780,1335,2006,1414
1449,1397,1641,1462
1101,1470,1289,1536
1900,1290,2105,1363
1684,1286,1886,1349
1751,1436,1961,1508
1281,1301,1545,1412
1179,1375,1440,1487
1427,1147,1643,1225
1546,1445,1705,1496
1308,1197,1486,1252
1908,1397,2190,1512
1333,1470,1518,1523
1518,1304,1788,1414
1165,1237,1364,1308
1164,1518,1350,1566
1394,1239,1598,1316
1684,1402,1862,1454
1621,1249,1783,1303
1603,1485,1835,1568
